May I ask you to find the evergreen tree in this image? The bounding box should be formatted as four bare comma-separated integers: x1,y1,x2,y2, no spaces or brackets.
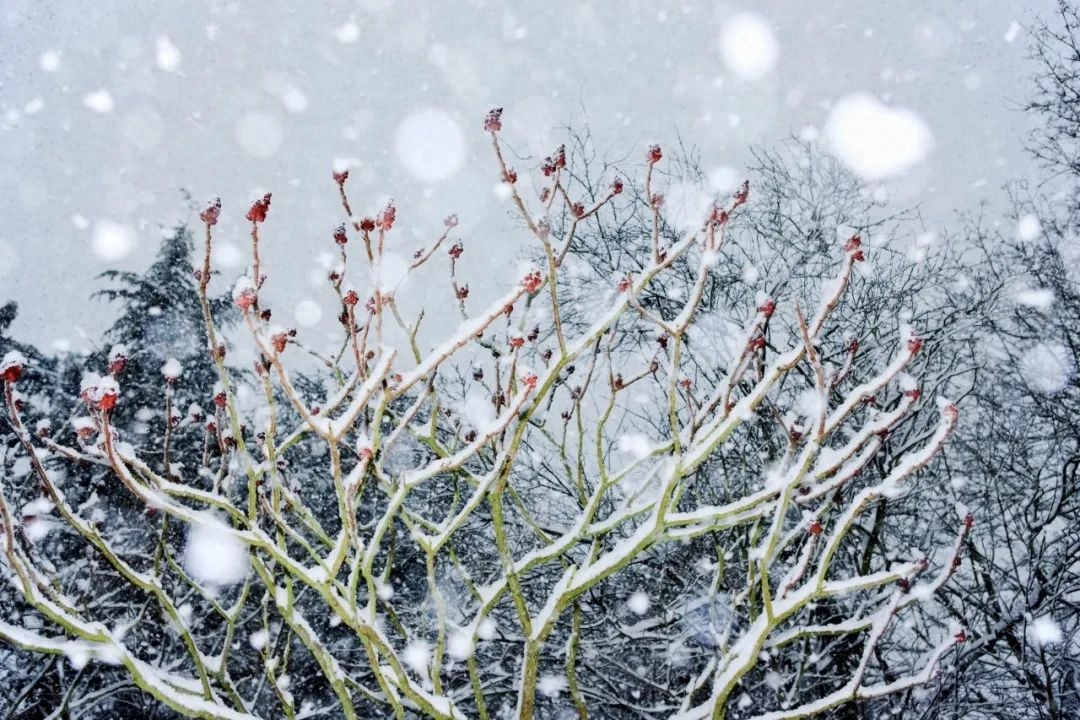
87,225,233,479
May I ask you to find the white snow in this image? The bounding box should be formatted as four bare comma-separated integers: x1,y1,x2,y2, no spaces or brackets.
1017,214,1042,241
394,107,466,182
335,21,360,44
1019,342,1075,394
295,300,322,327
91,220,136,261
40,51,61,72
249,629,270,651
708,166,740,194
161,358,183,380
82,90,114,113
235,112,283,159
627,591,651,615
1028,616,1063,647
718,13,780,81
1,350,27,375
402,640,431,675
371,252,409,293
447,632,474,660
232,275,256,301
155,36,182,72
824,93,933,181
1004,21,1022,43
1013,287,1054,310
476,617,496,640
183,517,249,586
664,181,715,231
212,240,244,268
280,86,309,113
537,674,568,698
375,580,394,601
618,433,653,461
465,392,496,433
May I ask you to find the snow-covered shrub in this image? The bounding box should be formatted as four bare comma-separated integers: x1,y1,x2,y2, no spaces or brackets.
0,109,971,720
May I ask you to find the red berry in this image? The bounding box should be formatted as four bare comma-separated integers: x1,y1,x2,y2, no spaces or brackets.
235,289,257,311
376,201,396,231
246,193,272,224
647,144,663,164
521,271,542,294
1,352,26,383
333,223,348,245
333,169,349,186
199,198,221,226
271,332,288,354
554,144,566,169
809,520,823,536
733,180,750,206
98,391,118,411
484,107,503,132
360,217,376,232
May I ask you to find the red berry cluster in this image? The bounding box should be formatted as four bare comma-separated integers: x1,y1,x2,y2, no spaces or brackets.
246,193,272,223
484,107,503,132
333,224,348,245
844,235,865,262
200,198,222,226
522,270,542,294
733,180,750,207
376,201,396,231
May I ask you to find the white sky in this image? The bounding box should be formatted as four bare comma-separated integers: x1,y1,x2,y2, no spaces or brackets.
0,0,1056,352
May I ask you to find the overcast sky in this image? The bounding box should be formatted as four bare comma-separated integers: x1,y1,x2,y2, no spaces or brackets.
0,0,1058,353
